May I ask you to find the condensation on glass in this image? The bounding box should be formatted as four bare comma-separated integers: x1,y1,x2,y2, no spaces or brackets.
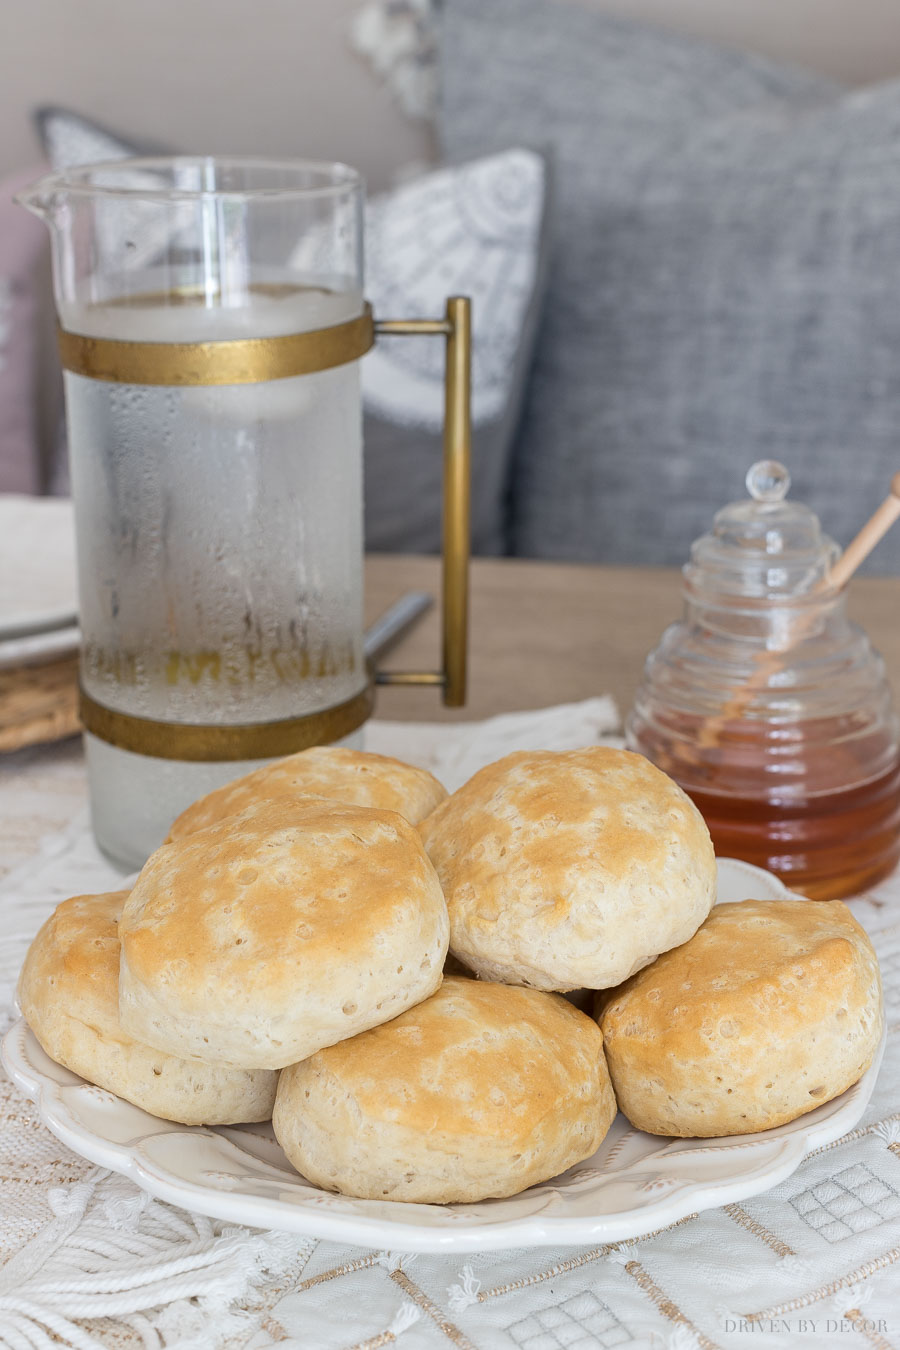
21,158,367,868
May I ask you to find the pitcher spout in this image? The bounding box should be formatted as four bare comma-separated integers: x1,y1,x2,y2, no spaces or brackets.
14,173,63,227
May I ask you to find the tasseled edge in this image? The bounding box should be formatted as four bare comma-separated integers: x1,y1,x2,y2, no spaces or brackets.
0,1168,311,1349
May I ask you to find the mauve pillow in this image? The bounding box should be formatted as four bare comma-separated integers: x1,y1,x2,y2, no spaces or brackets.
0,164,58,494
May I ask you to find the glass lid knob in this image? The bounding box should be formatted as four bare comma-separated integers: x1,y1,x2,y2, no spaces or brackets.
745,460,791,504
685,459,839,598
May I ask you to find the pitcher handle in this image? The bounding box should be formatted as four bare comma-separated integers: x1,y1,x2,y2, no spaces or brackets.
372,296,471,706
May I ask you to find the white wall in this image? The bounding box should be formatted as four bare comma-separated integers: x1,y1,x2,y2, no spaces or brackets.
4,0,900,188
578,0,900,86
1,0,432,189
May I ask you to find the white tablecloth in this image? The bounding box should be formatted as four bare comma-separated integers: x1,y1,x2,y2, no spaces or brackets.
1,701,899,1350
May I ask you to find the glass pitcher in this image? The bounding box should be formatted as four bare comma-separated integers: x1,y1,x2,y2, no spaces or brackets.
627,461,900,899
20,157,471,870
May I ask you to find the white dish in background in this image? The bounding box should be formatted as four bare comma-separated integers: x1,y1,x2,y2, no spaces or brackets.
0,624,80,671
0,859,882,1252
0,495,77,640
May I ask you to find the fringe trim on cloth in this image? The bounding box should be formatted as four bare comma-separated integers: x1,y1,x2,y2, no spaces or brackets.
0,1168,311,1349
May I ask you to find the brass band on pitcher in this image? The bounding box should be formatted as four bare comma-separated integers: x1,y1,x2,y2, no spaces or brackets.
79,683,376,761
58,304,376,385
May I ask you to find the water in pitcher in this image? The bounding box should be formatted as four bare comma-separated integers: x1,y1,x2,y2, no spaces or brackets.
65,285,367,869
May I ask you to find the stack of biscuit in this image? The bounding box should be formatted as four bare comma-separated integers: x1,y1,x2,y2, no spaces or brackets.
18,743,883,1204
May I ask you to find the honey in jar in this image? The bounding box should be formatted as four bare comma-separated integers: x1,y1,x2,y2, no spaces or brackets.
627,461,900,899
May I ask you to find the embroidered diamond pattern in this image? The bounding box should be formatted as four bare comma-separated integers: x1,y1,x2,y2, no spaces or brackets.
507,1290,633,1349
790,1163,900,1242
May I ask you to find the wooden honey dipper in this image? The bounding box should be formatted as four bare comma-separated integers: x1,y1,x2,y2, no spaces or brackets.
696,472,900,752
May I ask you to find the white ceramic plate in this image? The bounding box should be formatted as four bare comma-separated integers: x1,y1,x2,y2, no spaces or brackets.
1,859,883,1253
0,496,77,640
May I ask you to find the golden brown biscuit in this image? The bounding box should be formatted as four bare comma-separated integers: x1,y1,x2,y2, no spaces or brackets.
419,747,716,991
18,891,278,1124
273,976,616,1203
119,797,449,1070
166,746,447,840
600,899,883,1137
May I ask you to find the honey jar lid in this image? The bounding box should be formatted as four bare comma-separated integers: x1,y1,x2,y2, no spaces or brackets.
684,460,840,601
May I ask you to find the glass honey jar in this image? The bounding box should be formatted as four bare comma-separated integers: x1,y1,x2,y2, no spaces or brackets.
627,461,900,899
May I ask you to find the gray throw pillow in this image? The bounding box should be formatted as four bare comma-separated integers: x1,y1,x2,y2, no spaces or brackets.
35,108,549,555
440,0,900,573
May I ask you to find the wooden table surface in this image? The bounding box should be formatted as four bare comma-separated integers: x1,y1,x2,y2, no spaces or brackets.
365,555,900,725
3,555,899,751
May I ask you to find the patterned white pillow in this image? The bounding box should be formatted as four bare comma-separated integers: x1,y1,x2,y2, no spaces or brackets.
362,149,545,428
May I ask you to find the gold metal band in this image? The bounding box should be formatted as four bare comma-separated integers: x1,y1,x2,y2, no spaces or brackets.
79,682,375,761
58,303,375,385
375,671,445,687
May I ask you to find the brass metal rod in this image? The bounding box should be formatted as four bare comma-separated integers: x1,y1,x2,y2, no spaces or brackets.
442,296,472,708
375,671,446,686
369,300,470,705
374,319,452,336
